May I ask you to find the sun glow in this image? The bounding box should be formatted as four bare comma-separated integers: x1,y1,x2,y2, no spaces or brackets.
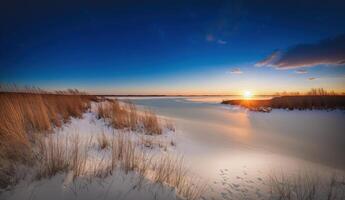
243,90,253,99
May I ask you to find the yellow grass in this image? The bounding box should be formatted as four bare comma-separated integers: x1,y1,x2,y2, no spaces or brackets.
96,99,163,135
141,110,162,135
0,92,202,199
0,92,93,187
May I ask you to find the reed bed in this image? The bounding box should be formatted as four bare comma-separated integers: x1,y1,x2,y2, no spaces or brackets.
97,99,162,135
268,172,345,200
0,92,94,188
152,155,206,200
222,96,345,111
0,92,202,200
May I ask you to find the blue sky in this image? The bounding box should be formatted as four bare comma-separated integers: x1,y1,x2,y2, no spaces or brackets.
1,0,345,94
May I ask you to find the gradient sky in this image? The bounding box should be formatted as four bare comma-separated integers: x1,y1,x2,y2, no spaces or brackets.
1,0,345,94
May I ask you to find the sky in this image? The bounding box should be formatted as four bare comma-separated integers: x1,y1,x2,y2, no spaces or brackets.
1,0,345,95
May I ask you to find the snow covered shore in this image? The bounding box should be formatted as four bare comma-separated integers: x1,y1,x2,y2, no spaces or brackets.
0,101,203,200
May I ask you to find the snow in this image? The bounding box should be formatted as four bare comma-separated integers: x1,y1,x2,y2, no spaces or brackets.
0,102,179,200
1,171,181,200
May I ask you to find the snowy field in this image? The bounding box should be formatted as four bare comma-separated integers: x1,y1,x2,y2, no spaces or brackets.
1,98,345,200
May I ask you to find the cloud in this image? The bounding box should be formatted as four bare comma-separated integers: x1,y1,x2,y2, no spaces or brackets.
256,34,345,69
230,68,243,74
217,39,227,45
308,77,317,81
255,50,280,67
295,69,308,74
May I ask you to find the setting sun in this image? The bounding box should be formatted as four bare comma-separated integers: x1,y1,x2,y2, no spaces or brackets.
243,90,253,99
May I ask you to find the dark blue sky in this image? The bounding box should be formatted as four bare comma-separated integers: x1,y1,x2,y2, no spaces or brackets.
1,0,345,94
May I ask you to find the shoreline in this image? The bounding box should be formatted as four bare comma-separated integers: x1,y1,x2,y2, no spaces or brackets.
222,95,345,112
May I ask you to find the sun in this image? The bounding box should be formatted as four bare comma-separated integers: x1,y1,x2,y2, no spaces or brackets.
243,90,253,99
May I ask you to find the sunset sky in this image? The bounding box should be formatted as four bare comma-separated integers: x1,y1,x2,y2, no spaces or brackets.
1,0,345,95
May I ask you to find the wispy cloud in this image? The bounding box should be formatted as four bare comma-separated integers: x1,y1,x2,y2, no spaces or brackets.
217,39,227,45
230,68,243,74
256,34,345,69
295,69,308,74
255,50,280,67
308,77,317,81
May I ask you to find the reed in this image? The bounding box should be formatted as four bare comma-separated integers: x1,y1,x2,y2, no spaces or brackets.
96,99,163,135
0,92,93,187
222,96,345,111
97,131,110,150
141,110,162,135
152,155,205,200
268,172,345,200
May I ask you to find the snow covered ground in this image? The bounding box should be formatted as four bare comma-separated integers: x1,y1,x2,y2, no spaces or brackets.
2,98,345,200
0,102,185,200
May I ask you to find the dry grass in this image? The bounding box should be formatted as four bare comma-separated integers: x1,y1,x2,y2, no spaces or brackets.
36,135,70,179
108,133,204,199
141,110,162,135
165,119,176,132
223,96,345,111
97,99,163,135
0,92,202,199
97,131,110,150
36,133,91,180
0,92,93,188
152,155,205,200
69,134,89,179
110,133,151,175
268,172,345,200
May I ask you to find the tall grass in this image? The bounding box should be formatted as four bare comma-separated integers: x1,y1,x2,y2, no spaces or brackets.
0,92,93,188
142,111,162,135
37,135,70,179
268,172,345,200
222,96,345,111
97,99,162,135
152,155,206,200
0,92,202,200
